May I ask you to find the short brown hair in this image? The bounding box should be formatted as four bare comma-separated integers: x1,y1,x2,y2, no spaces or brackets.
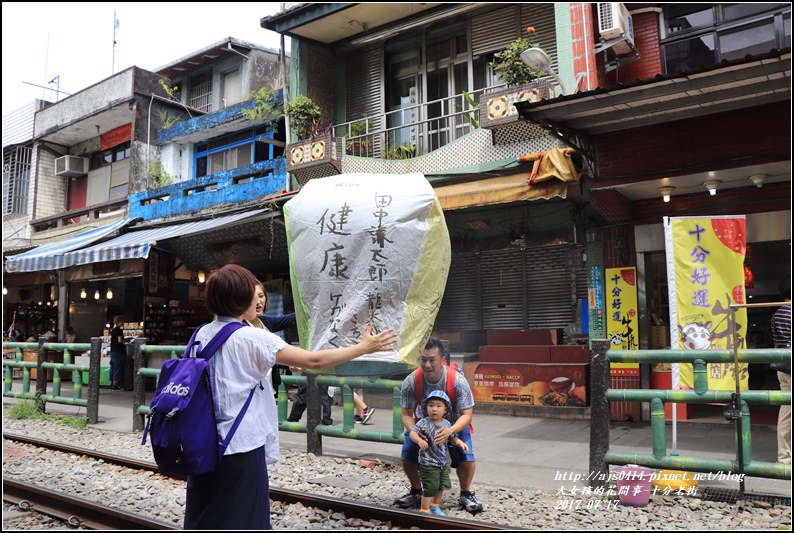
205,264,258,317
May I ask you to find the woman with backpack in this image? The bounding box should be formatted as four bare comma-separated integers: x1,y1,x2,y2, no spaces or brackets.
183,264,397,530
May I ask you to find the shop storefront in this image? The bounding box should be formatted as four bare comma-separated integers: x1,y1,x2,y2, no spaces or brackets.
636,211,791,423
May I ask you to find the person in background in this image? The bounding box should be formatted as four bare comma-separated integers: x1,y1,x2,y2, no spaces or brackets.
771,276,791,465
62,326,77,344
246,280,295,398
287,368,334,425
108,315,126,391
354,391,375,424
183,263,396,529
7,321,23,342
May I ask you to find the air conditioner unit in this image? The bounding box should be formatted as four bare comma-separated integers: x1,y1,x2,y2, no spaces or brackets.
55,155,89,177
597,3,635,56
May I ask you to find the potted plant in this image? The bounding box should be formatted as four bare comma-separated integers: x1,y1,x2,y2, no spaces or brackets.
285,94,323,140
489,26,545,87
346,114,372,155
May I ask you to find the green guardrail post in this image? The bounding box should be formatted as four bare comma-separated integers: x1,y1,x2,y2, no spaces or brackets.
651,398,667,458
133,338,147,432
393,386,404,438
693,359,708,394
342,385,355,432
739,399,752,466
35,337,47,413
277,383,289,421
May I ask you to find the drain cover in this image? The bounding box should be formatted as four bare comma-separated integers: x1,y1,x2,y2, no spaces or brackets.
699,487,791,507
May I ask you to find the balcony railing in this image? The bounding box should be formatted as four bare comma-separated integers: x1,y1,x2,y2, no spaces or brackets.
333,87,486,159
129,158,287,221
331,78,557,159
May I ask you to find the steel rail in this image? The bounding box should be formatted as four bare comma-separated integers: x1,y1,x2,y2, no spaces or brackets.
3,477,177,530
3,433,516,530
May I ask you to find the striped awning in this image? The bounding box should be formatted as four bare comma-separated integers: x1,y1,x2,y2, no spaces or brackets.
5,218,135,273
5,210,269,273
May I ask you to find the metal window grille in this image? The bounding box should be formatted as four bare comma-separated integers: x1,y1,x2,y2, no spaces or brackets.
189,80,213,113
2,145,32,215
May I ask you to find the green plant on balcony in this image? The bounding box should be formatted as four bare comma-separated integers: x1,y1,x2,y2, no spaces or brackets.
285,94,323,140
147,157,175,188
241,86,283,129
489,26,545,87
157,109,181,130
346,114,372,153
384,142,423,160
457,90,480,129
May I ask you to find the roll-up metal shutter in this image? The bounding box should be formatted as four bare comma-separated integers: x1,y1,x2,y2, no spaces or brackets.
437,252,481,331
521,3,558,72
480,248,526,329
345,48,383,157
526,244,585,328
471,6,520,56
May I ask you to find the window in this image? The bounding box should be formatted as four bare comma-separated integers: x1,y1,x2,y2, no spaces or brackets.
89,141,130,170
189,71,214,113
2,145,31,215
193,125,277,179
662,3,791,73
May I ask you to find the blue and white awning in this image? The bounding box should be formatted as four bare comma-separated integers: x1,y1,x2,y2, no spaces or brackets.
6,209,269,273
5,218,135,273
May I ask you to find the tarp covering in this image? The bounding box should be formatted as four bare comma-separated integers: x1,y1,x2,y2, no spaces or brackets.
284,173,450,371
435,148,580,210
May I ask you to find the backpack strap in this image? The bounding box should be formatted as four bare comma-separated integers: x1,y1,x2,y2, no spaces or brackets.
191,321,256,459
195,322,245,360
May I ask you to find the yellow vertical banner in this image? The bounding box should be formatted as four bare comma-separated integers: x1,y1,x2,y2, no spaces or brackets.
606,267,639,376
670,217,748,390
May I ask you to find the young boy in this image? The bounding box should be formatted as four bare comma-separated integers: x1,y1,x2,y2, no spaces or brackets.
410,390,469,516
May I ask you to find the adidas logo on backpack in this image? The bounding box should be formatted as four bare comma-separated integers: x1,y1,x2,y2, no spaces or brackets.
141,321,258,478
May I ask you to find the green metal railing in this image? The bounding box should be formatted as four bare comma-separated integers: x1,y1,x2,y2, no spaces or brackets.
588,338,791,499
2,339,97,421
133,339,407,455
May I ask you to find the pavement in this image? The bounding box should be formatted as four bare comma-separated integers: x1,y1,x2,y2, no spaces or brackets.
3,383,791,499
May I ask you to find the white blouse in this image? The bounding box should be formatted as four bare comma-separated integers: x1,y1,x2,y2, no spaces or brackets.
195,316,287,463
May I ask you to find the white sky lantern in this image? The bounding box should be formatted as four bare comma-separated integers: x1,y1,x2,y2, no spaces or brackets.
284,173,450,373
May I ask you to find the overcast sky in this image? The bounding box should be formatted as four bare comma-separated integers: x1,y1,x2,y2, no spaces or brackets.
2,2,289,117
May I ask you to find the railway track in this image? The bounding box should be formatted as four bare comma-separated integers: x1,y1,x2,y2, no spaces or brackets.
3,433,515,530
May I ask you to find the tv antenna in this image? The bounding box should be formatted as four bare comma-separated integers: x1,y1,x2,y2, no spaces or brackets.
21,76,71,102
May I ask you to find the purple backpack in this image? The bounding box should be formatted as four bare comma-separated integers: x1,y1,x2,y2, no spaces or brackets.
141,321,257,478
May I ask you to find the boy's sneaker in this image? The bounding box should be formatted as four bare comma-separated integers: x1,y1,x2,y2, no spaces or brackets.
354,415,363,424
429,505,446,516
394,490,422,508
361,406,375,424
459,491,483,513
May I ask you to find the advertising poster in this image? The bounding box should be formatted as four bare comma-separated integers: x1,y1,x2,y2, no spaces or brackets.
464,362,588,407
665,216,749,390
605,267,639,377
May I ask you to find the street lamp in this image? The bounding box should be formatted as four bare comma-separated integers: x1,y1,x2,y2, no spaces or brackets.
520,47,568,96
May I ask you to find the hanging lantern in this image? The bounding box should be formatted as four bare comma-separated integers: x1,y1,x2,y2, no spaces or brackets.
744,264,754,289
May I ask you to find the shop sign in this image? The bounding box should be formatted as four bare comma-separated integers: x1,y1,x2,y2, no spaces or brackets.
605,267,639,377
665,216,748,391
